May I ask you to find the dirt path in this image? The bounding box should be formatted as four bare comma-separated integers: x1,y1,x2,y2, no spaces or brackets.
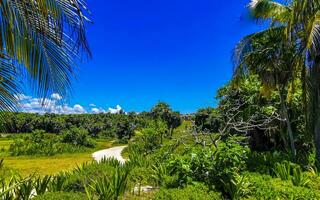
92,145,127,163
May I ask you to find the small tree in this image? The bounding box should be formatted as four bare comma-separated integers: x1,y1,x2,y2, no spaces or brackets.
150,102,182,137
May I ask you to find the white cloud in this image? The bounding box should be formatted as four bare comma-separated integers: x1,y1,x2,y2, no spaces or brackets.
73,104,86,114
89,104,96,107
108,105,122,114
16,93,124,115
17,93,88,114
91,107,106,114
51,93,62,100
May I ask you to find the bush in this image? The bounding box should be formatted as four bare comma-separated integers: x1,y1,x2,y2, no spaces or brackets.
128,128,163,154
166,136,250,189
246,172,320,199
247,151,291,175
9,129,95,156
61,127,96,148
63,160,122,192
154,184,222,200
33,192,86,200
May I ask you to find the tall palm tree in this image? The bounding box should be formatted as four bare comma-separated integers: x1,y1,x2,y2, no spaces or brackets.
234,29,299,155
0,0,91,113
237,0,320,162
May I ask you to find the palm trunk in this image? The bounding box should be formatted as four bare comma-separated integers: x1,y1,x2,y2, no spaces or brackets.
311,57,320,164
314,110,320,164
313,69,320,164
279,89,296,156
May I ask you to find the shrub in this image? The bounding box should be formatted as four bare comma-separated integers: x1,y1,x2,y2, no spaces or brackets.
63,159,129,192
9,129,95,156
127,128,163,155
272,161,310,187
247,151,290,175
166,136,250,189
221,173,251,200
246,172,320,199
85,168,129,200
154,184,222,200
61,127,96,148
33,192,86,200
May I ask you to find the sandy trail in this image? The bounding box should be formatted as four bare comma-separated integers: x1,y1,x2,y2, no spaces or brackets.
92,145,127,163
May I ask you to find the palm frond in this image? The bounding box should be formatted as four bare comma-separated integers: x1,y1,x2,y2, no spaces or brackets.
233,27,286,77
249,0,291,24
0,0,91,112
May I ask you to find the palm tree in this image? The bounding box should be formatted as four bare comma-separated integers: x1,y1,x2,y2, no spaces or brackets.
235,29,299,155
237,0,320,162
0,0,91,113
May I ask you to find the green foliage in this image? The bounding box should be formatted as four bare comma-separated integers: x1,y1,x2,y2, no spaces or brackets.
167,136,250,190
247,151,291,174
194,107,221,133
154,183,222,200
0,158,3,169
273,161,292,181
246,173,320,199
217,75,309,154
127,120,168,155
9,130,95,156
85,168,129,200
63,163,115,192
0,112,155,142
61,127,96,148
35,175,52,195
291,166,310,187
151,161,169,187
221,174,251,200
272,161,310,187
33,192,87,200
113,115,135,143
151,102,182,136
48,172,69,192
0,174,46,199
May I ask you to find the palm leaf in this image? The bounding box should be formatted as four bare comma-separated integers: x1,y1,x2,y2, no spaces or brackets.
0,0,91,114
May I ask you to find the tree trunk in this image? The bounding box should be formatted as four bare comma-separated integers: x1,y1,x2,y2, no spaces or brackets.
314,112,320,164
313,72,320,164
311,56,320,164
169,126,173,138
279,89,296,156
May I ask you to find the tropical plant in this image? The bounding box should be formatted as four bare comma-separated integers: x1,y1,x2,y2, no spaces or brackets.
291,166,310,187
48,172,69,192
273,161,292,181
85,168,129,200
221,173,251,200
234,29,299,155
239,0,320,163
151,161,169,187
154,183,222,200
35,175,52,195
0,0,91,115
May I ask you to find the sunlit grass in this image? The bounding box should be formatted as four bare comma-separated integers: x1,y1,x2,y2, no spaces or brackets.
2,153,93,176
0,137,115,177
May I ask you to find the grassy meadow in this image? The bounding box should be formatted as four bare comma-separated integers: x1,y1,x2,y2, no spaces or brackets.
0,137,114,177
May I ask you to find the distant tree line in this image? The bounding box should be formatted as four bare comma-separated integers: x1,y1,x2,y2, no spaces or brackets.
0,102,182,143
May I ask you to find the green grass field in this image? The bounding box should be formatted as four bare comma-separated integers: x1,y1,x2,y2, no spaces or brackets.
0,138,114,177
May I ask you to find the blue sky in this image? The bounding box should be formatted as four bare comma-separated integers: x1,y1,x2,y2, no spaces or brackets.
23,0,267,114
